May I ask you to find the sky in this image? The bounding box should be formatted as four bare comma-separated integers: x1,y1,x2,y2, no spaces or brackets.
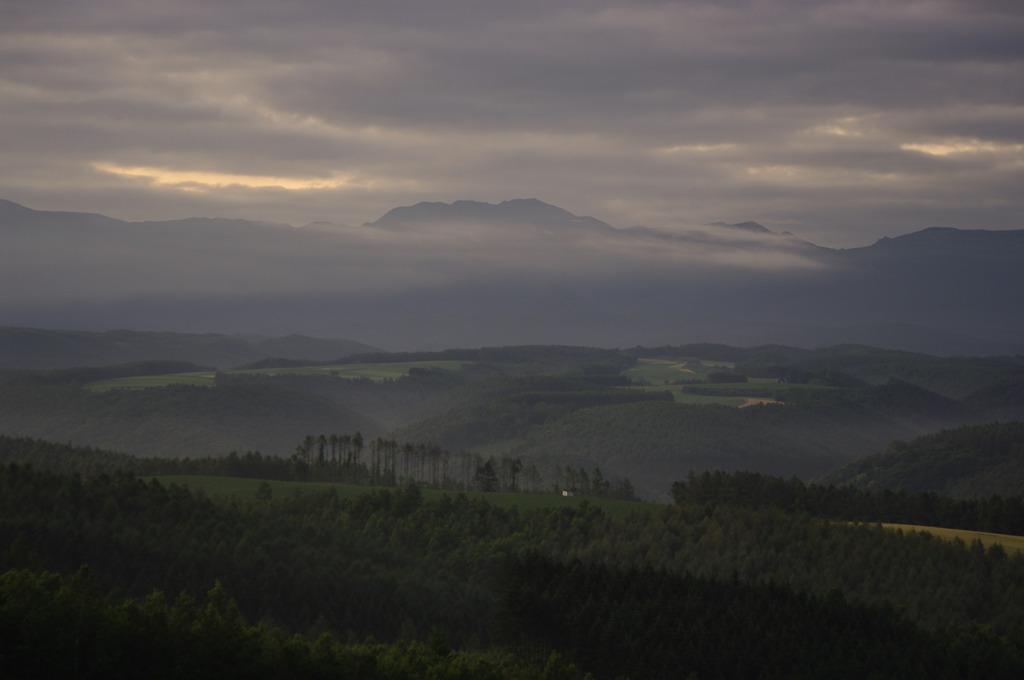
2,0,1022,247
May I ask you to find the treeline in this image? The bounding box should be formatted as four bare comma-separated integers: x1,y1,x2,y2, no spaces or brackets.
287,433,640,500
290,431,639,499
0,435,137,476
0,434,639,501
1,567,582,680
549,465,636,500
290,432,542,493
671,469,1024,535
0,435,294,482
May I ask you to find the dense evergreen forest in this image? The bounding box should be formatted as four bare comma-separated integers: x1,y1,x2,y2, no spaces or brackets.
5,436,1024,677
497,554,1023,679
2,566,584,680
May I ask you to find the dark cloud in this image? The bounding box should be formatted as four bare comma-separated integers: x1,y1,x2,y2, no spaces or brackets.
1,0,1022,246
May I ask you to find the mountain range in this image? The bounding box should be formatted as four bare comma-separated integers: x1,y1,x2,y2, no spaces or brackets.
2,197,1022,355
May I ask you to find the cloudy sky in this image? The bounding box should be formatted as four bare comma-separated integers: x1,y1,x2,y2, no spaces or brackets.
2,0,1022,247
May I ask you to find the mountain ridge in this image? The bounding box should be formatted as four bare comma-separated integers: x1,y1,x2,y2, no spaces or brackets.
368,197,615,232
7,196,1022,248
0,326,378,371
2,197,1022,355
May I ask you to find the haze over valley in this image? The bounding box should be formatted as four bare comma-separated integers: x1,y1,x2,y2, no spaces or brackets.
3,197,1022,356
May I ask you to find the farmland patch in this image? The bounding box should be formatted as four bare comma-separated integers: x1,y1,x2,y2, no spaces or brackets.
878,523,1024,554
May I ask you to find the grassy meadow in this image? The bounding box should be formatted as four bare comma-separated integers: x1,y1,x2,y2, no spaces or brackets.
151,474,661,520
238,360,470,380
629,384,755,406
84,360,471,391
85,372,218,391
623,357,718,384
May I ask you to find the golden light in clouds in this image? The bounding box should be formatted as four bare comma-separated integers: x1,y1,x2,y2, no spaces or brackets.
658,143,737,154
93,162,359,191
810,123,864,137
900,140,1024,156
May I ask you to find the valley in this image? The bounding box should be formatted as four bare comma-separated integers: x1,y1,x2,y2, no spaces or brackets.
3,330,1024,677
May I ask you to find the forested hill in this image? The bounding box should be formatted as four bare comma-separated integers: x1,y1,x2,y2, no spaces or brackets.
0,372,383,461
816,422,1024,498
3,342,1023,499
5,458,1024,678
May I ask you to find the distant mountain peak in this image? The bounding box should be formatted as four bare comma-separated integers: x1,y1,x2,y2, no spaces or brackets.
709,221,774,234
368,198,613,231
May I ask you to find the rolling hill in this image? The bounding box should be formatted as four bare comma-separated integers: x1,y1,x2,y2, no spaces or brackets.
3,340,1020,500
816,422,1024,498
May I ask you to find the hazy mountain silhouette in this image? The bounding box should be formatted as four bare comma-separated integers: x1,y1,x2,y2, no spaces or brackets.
0,326,377,371
2,197,1021,355
369,198,614,232
709,221,774,234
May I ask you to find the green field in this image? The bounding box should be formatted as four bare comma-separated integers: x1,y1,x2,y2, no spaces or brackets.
85,360,470,390
86,372,218,391
151,475,661,520
624,357,725,384
626,358,739,405
237,360,469,380
628,384,752,406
